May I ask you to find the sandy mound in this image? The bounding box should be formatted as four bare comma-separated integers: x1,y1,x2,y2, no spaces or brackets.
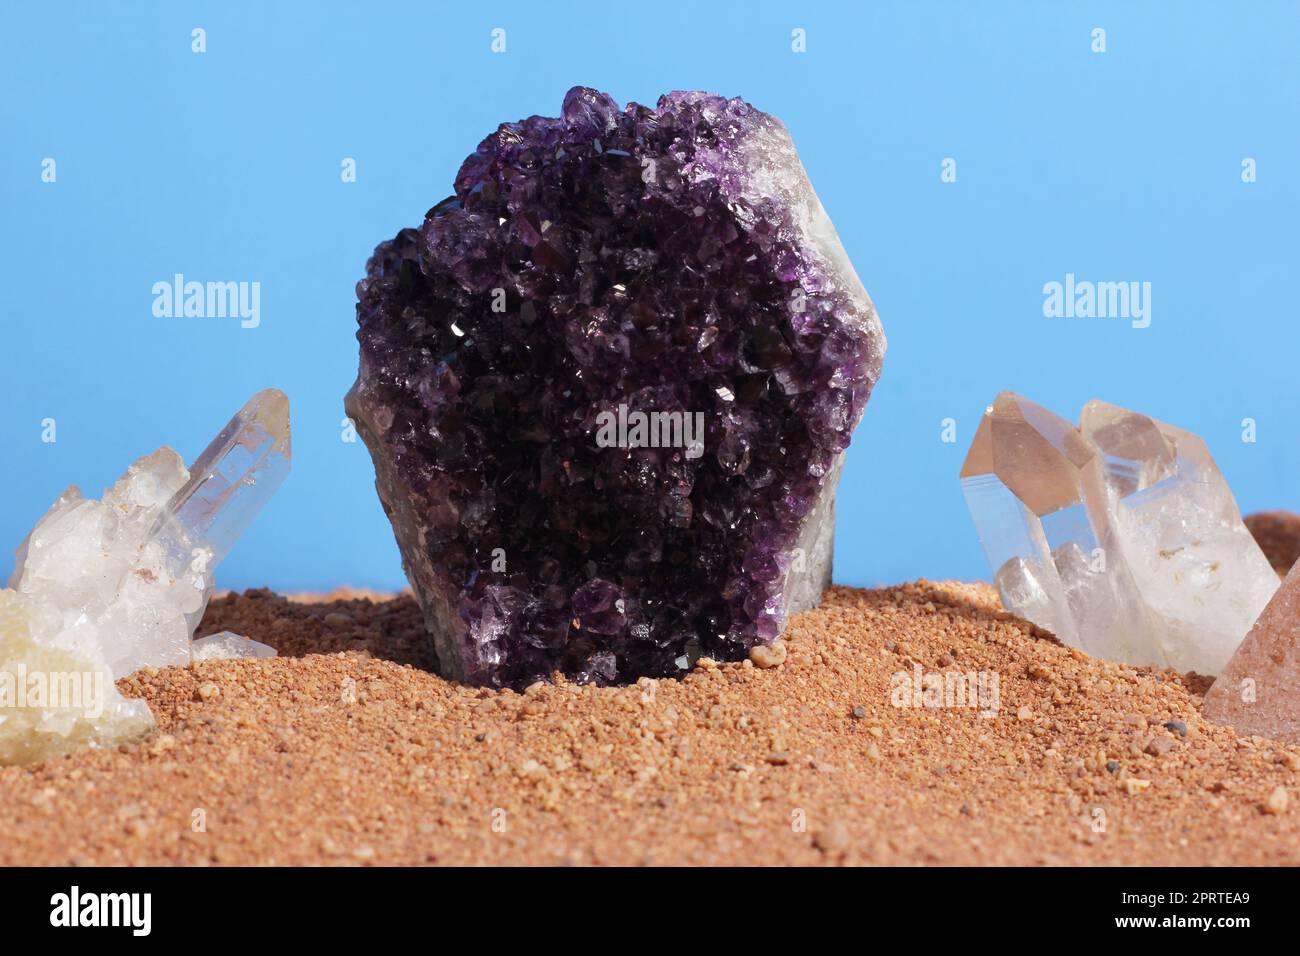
1,581,1298,866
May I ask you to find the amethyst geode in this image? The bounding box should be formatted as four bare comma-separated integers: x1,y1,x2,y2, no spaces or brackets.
347,87,885,688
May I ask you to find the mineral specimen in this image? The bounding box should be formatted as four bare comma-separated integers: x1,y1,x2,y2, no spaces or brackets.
0,389,290,764
191,631,278,662
0,588,153,765
960,392,1276,674
1204,559,1300,742
347,87,884,688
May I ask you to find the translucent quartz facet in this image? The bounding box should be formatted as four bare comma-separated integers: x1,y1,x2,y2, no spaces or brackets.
165,388,291,566
191,631,278,661
347,87,885,688
1080,401,1278,674
960,393,1147,661
961,392,1276,673
1204,560,1300,742
0,390,290,764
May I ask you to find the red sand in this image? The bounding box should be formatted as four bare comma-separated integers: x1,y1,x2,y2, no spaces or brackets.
2,577,1299,865
0,510,1295,865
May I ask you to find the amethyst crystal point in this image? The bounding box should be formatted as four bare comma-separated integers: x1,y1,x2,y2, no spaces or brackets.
346,87,885,688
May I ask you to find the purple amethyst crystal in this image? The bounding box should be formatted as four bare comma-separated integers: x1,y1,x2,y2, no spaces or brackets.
346,87,885,688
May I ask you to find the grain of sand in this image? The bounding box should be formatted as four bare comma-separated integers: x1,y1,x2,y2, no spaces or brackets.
3,575,1300,866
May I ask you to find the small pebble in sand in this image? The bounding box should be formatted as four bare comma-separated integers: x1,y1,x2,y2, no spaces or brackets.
323,612,355,632
1145,737,1176,757
749,641,788,669
1164,720,1188,738
1263,787,1289,815
147,734,176,756
813,821,850,852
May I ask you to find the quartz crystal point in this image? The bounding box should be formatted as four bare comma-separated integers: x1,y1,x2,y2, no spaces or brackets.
164,387,291,565
961,392,1277,673
1079,400,1278,673
347,87,885,688
0,390,290,764
1204,559,1300,743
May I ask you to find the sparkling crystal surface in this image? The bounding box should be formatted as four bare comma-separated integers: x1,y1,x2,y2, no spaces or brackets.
347,87,885,687
961,392,1276,673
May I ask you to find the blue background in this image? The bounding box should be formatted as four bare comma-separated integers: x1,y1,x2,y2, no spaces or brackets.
2,1,1297,592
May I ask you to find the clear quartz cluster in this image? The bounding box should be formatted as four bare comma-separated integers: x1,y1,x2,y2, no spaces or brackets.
0,390,290,764
347,87,885,688
960,392,1277,674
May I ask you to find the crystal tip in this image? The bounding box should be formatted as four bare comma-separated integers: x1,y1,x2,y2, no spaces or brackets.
248,388,291,456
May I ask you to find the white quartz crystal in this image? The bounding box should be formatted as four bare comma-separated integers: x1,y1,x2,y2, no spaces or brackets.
1079,400,1278,674
0,389,290,764
0,589,154,765
961,392,1276,674
191,631,277,662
